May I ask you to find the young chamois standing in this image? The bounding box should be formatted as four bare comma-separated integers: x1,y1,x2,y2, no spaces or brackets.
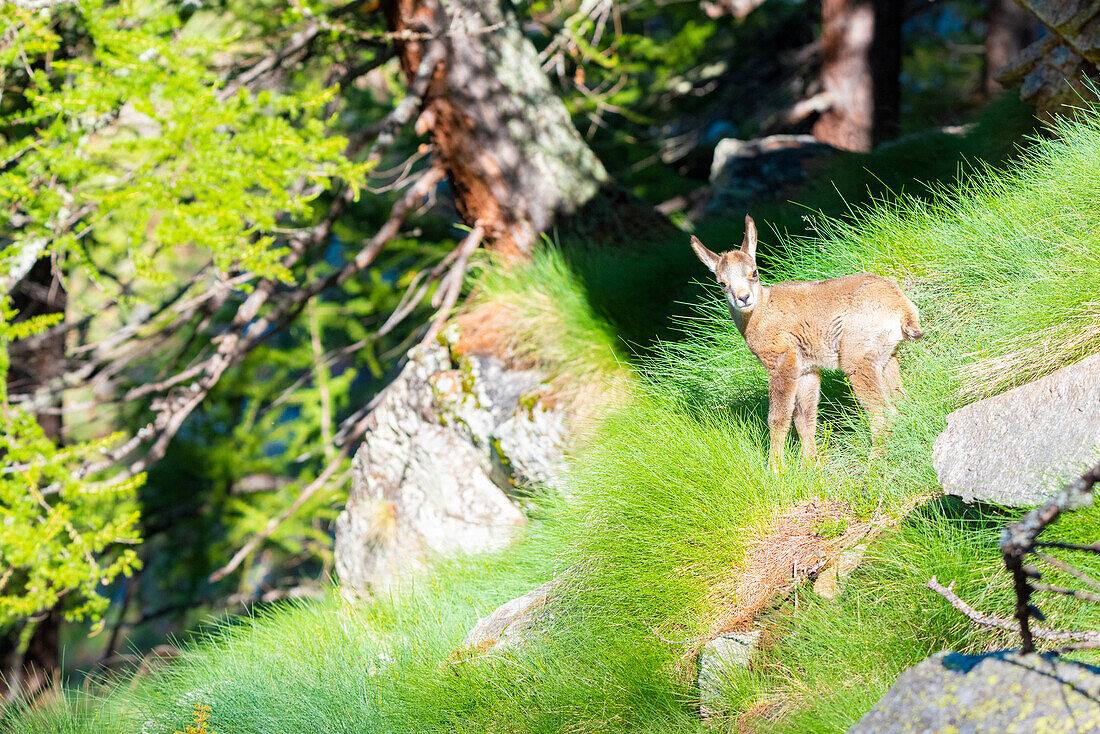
690,215,923,469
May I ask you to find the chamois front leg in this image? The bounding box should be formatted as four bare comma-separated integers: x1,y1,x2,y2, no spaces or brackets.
767,351,800,472
793,370,822,465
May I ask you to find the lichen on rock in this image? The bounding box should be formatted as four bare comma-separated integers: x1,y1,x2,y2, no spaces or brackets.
850,650,1100,733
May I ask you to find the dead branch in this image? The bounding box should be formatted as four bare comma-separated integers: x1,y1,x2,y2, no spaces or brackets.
209,452,352,582
999,460,1100,652
1033,540,1100,553
349,43,446,163
425,223,483,339
927,576,1100,645
1031,583,1100,603
219,26,322,101
1035,551,1100,593
1001,461,1100,558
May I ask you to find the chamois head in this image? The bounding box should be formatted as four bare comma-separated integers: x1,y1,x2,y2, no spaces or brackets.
690,214,761,312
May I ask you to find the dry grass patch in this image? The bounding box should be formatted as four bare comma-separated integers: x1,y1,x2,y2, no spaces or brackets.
708,498,891,635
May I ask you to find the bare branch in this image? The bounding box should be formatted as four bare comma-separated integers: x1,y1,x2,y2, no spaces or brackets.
999,460,1100,652
209,449,352,582
1031,583,1100,604
1000,461,1100,558
219,26,322,101
1035,551,1100,593
425,223,483,339
927,576,1100,645
349,42,446,162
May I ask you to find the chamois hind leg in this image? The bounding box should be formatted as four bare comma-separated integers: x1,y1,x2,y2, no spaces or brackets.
793,370,822,465
767,351,800,472
881,353,903,402
844,356,892,448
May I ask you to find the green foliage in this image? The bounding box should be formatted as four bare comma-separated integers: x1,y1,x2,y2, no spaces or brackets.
1,0,365,292
0,0,370,635
0,305,140,634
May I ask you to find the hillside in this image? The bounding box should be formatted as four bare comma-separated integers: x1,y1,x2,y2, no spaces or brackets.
8,101,1100,734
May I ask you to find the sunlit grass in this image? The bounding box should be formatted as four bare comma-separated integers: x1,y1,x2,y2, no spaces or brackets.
11,104,1100,734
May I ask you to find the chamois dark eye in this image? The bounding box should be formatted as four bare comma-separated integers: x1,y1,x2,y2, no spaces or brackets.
751,269,758,279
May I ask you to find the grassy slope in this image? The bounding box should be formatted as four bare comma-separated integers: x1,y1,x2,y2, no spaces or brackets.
12,100,1100,733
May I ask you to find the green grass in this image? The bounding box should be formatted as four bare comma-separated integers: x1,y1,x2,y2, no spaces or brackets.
12,102,1100,733
469,247,627,381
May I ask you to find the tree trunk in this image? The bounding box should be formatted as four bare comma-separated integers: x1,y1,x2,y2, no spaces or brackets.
380,0,672,258
2,257,66,704
984,0,1040,95
813,0,901,152
7,257,66,438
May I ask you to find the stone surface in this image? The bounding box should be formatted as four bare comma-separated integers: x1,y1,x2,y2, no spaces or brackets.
459,579,559,655
708,135,836,215
812,543,867,600
698,630,763,719
334,333,567,594
849,650,1100,733
932,352,1100,507
1000,36,1096,115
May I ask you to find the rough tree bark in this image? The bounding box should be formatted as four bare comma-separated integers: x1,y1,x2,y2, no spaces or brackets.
995,0,1100,117
1,257,66,703
813,0,901,152
984,0,1040,95
379,0,672,258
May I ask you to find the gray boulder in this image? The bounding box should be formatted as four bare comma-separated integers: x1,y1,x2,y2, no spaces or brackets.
932,352,1100,507
708,135,836,214
334,333,567,594
850,650,1100,733
997,0,1100,116
458,579,559,655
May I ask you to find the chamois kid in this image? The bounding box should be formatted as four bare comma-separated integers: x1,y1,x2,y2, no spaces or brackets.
690,215,923,469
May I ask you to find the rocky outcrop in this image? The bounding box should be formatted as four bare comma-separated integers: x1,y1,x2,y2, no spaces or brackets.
1000,1,1100,115
850,650,1100,733
334,330,567,594
708,135,836,215
932,352,1100,507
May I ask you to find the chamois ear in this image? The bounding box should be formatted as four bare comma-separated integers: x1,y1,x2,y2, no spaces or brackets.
690,235,721,273
741,214,758,259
